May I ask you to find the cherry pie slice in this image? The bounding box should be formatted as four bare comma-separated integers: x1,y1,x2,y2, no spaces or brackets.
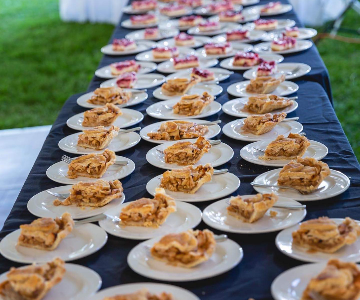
112,39,136,52
174,32,195,46
191,68,215,82
110,60,140,76
233,52,261,67
179,15,203,27
254,19,278,30
173,55,199,69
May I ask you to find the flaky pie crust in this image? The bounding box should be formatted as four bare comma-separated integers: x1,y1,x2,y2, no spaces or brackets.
77,125,120,150
245,75,285,94
173,92,214,116
243,94,293,114
82,103,122,127
161,76,200,96
242,112,287,135
87,87,132,106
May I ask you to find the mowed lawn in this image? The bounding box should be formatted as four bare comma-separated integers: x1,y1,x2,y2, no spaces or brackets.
0,1,359,160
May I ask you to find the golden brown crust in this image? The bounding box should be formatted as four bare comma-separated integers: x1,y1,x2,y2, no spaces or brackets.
87,87,132,106
103,289,174,300
161,76,200,96
173,92,214,116
245,75,285,94
82,104,122,127
244,94,293,114
77,126,120,150
242,113,287,135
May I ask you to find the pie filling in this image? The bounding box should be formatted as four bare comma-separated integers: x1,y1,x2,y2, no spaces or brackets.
226,29,249,41
144,27,159,38
233,52,260,66
220,11,243,21
198,21,220,31
173,55,199,69
242,112,287,135
153,46,179,58
261,1,281,13
132,0,157,10
271,36,297,51
178,0,202,7
243,94,292,114
205,42,232,54
110,60,140,75
130,14,157,24
77,125,120,150
87,87,132,105
191,67,214,81
245,75,285,94
103,289,174,300
206,1,233,13
257,60,276,76
82,103,122,127
173,92,214,116
112,39,136,51
179,15,203,26
254,19,278,29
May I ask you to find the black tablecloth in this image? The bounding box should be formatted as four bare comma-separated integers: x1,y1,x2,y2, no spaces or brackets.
1,1,360,300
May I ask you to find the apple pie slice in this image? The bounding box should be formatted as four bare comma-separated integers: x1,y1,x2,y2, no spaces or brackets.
82,103,122,127
87,87,132,106
173,92,214,116
77,126,119,150
227,193,278,223
161,76,200,96
103,289,174,300
67,149,116,179
163,136,211,165
160,164,213,193
260,133,310,160
150,229,216,268
53,179,123,207
243,94,293,114
242,112,287,135
0,258,65,300
277,157,331,193
245,75,285,94
18,213,74,251
302,259,360,300
120,188,176,228
292,217,360,253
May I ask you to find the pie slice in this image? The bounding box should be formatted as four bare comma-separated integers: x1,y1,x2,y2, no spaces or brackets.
110,60,140,76
103,288,174,300
302,259,360,300
257,61,277,76
173,92,214,116
82,103,122,127
254,19,278,30
150,229,216,268
18,213,74,251
285,26,299,37
245,75,285,94
77,125,120,150
87,87,132,106
243,94,293,114
191,68,215,82
160,164,213,193
53,179,123,207
241,112,287,135
277,157,331,193
163,136,211,165
179,15,203,27
260,133,310,160
161,75,200,96
227,193,278,223
0,258,65,300
67,149,116,179
120,188,176,228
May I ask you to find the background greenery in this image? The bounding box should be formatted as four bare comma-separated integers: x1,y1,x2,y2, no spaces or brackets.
0,0,359,160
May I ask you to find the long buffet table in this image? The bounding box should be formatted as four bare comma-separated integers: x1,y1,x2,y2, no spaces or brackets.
1,0,360,299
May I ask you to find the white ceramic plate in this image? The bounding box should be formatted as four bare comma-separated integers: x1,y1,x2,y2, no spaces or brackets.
146,172,240,202
251,3,293,16
125,28,179,41
127,236,243,281
123,5,157,14
100,40,156,56
220,53,284,70
66,109,144,131
253,168,351,201
196,44,253,59
46,156,135,184
99,201,202,240
153,84,223,101
100,73,166,89
194,4,242,16
187,22,240,36
203,196,306,234
240,140,328,167
89,283,200,300
222,119,303,141
166,68,233,83
246,18,296,31
77,91,148,109
135,47,195,62
253,40,313,54
227,80,299,97
121,16,168,29
58,131,141,154
0,224,107,263
239,0,260,6
27,184,125,219
0,263,101,300
212,30,267,44
157,57,218,73
157,36,212,48
95,62,157,79
146,99,222,120
262,28,318,41
222,97,298,118
276,218,360,263
243,63,311,80
146,140,234,170
140,119,221,144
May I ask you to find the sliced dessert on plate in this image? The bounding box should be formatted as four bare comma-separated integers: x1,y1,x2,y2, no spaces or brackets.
174,32,195,46
132,0,157,11
219,11,243,22
284,26,299,37
205,1,233,13
116,72,137,88
153,46,179,59
241,112,287,135
82,103,122,127
112,38,137,52
261,1,282,14
77,125,120,150
87,87,132,105
191,67,215,81
173,92,214,116
103,289,174,300
144,27,159,39
245,75,285,94
226,29,249,41
204,42,232,55
178,0,203,7
233,52,261,67
257,60,277,76
110,60,140,76
179,15,203,27
243,94,293,114
173,55,199,69
198,20,221,32
160,4,187,16
130,14,158,25
161,75,200,96
271,36,297,51
254,19,278,30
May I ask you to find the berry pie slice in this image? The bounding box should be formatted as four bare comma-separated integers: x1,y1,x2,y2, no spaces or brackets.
103,289,174,300
226,29,249,41
77,125,120,150
198,21,221,32
178,0,202,7
87,87,132,105
160,4,187,16
161,75,200,96
132,0,157,11
130,14,158,25
191,68,215,82
243,94,293,114
245,75,285,94
261,1,282,13
179,15,203,27
284,26,299,37
153,46,179,59
173,92,214,116
205,42,232,55
112,39,137,52
174,32,195,46
82,103,122,127
257,60,277,76
233,52,261,67
173,55,199,69
242,112,287,135
271,36,297,51
219,11,243,22
144,27,159,39
206,1,233,13
110,60,140,76
254,19,278,30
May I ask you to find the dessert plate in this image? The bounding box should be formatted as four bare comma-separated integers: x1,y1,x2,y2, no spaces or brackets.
95,62,157,79
212,30,267,44
246,18,296,31
27,184,125,219
123,5,157,15
157,57,218,73
58,131,141,154
77,90,148,109
146,172,240,202
220,53,284,70
203,196,306,234
251,4,293,16
156,36,212,48
227,80,299,97
100,40,156,56
222,97,298,118
276,218,360,263
166,68,233,83
243,63,311,80
146,99,222,120
88,283,200,300
239,0,260,6
0,263,102,300
46,155,135,184
208,6,260,24
240,140,328,167
262,28,318,41
125,28,180,41
252,168,351,201
127,236,243,281
135,47,196,62
140,119,221,144
0,224,107,264
194,4,242,16
195,43,253,59
121,16,168,29
222,119,303,142
146,140,234,170
253,40,313,55
187,22,240,36
153,84,223,101
99,201,202,240
100,73,166,89
66,109,144,131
